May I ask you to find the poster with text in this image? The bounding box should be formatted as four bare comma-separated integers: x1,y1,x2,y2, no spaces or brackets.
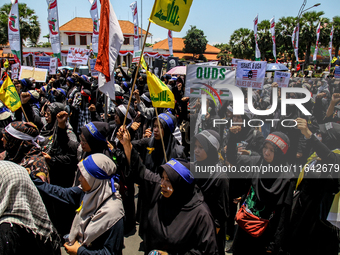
235,61,267,89
66,47,90,65
273,71,291,87
11,63,19,79
49,57,57,75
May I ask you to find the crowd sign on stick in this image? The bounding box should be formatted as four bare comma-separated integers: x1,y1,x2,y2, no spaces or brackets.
66,47,90,65
273,71,291,87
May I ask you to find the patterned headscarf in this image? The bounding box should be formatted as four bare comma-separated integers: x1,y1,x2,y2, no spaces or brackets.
2,122,49,182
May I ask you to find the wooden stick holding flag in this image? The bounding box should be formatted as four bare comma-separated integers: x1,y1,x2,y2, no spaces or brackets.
122,0,193,127
122,21,151,127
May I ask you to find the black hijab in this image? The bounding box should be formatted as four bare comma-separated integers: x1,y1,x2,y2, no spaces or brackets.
80,121,111,159
145,113,180,172
251,131,293,206
193,129,220,166
319,122,340,151
40,102,65,138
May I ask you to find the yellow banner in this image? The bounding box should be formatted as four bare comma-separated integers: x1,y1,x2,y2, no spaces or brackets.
149,0,193,32
0,75,21,112
331,57,338,64
147,71,175,109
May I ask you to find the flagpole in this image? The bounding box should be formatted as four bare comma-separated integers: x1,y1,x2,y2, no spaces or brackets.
154,107,167,163
123,21,151,127
20,105,29,122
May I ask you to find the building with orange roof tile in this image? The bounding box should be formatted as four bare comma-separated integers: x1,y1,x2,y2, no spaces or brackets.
20,17,170,67
153,37,220,61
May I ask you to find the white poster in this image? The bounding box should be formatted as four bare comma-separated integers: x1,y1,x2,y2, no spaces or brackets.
19,66,48,82
185,65,235,100
67,47,91,65
8,0,21,62
49,57,57,75
11,63,19,79
235,61,267,89
274,71,291,88
89,0,99,56
46,0,61,61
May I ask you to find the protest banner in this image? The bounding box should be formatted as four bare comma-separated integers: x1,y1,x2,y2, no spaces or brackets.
19,66,48,82
132,50,142,63
46,0,61,61
89,58,98,76
67,47,91,65
49,57,57,75
185,65,235,101
274,71,291,87
34,56,51,69
167,57,179,72
235,61,267,89
335,66,340,79
11,63,19,79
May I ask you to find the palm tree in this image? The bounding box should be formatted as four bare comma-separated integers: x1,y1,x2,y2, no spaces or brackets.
332,16,340,58
276,16,297,66
257,20,273,61
300,11,328,66
229,28,254,60
0,3,41,46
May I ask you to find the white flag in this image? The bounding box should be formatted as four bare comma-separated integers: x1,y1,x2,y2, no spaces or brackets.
94,0,124,100
8,0,21,62
292,26,296,49
46,0,61,61
313,22,321,62
270,17,276,60
89,0,99,56
130,1,140,54
254,14,261,60
294,23,299,62
329,25,334,62
168,30,173,56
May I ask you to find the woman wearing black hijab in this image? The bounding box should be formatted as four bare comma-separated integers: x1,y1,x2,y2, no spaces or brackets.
133,112,186,172
288,119,340,255
227,128,295,255
193,129,229,255
40,102,78,187
119,126,218,254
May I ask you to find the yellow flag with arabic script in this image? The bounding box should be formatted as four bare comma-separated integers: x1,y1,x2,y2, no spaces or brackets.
140,56,175,109
332,57,338,64
149,0,193,32
0,75,21,112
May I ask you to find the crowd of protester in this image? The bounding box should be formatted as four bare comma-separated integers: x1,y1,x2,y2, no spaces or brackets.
0,64,339,255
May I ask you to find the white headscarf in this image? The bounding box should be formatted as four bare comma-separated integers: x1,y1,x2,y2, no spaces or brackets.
69,154,124,246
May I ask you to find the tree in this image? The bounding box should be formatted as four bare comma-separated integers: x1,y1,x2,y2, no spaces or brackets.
215,43,233,65
300,11,329,66
229,28,254,60
0,3,41,46
332,16,340,58
257,20,273,61
183,25,208,60
276,16,297,65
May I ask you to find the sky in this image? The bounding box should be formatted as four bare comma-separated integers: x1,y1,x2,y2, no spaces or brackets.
8,0,340,46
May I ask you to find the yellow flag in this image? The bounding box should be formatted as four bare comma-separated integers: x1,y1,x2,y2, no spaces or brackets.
332,57,338,63
146,71,175,109
140,55,148,71
149,0,193,32
0,75,21,112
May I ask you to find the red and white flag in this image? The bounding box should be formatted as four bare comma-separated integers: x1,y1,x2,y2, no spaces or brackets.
313,22,321,62
89,0,99,56
329,25,334,62
168,30,173,56
270,17,276,60
129,1,140,53
94,0,123,100
254,14,261,60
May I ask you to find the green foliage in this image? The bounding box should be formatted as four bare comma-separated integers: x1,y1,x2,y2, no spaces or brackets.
229,28,254,60
183,25,208,60
216,43,233,65
0,3,41,46
332,16,340,58
145,43,153,47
